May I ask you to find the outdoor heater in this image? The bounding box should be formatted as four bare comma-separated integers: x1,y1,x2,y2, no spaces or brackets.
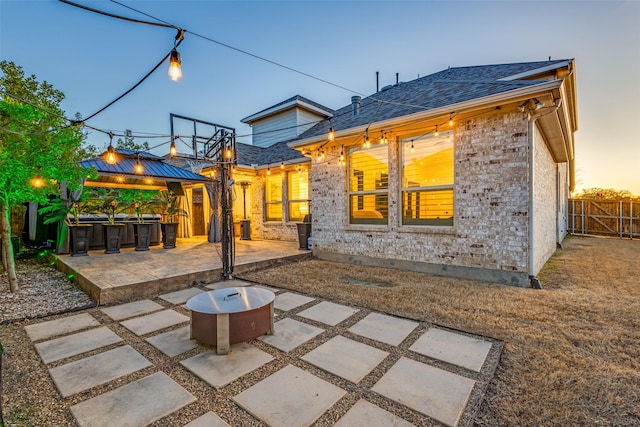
239,181,251,240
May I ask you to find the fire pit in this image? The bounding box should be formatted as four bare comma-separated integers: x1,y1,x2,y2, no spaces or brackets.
186,287,275,355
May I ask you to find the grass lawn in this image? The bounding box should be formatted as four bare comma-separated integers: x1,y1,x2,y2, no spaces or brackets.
239,235,640,426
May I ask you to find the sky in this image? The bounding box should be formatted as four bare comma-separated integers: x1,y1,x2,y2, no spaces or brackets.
1,0,639,195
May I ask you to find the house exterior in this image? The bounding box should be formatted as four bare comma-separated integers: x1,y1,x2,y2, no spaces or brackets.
171,59,577,287
282,59,578,287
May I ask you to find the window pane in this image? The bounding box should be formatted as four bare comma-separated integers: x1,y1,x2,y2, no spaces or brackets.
288,170,309,201
350,194,388,225
265,175,282,221
402,189,453,225
402,131,453,188
265,175,282,202
266,203,282,221
349,145,388,192
289,201,309,222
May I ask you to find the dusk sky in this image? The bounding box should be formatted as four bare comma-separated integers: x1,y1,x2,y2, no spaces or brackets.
1,0,639,194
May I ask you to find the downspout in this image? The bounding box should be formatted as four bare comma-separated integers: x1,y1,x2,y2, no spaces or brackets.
527,98,562,289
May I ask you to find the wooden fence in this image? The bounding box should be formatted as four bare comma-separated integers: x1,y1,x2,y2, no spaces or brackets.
569,199,639,238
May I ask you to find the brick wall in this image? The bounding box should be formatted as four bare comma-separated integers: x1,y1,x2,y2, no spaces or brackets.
532,122,561,274
312,110,536,286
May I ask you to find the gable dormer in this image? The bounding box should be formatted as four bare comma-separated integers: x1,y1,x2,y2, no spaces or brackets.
241,95,333,148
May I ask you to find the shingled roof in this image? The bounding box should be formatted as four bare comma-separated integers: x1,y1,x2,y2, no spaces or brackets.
294,59,571,142
82,149,207,183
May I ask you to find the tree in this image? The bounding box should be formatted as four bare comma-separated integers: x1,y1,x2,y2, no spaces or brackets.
572,188,635,200
0,61,93,292
116,129,150,152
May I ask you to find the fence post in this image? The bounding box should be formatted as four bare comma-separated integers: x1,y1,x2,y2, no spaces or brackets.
631,201,634,239
581,199,585,235
619,200,623,238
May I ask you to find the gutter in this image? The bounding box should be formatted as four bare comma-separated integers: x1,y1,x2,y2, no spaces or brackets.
527,98,562,289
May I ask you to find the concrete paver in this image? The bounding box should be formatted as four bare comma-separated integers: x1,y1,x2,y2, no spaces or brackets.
348,312,418,346
410,327,492,372
159,287,204,305
120,309,189,336
259,318,324,352
372,357,476,427
274,292,315,311
145,325,197,357
180,343,273,388
298,301,359,326
205,279,253,290
70,372,196,427
35,326,122,364
233,364,346,427
49,345,152,397
334,399,413,427
25,313,99,342
301,335,388,383
183,411,230,427
100,299,164,321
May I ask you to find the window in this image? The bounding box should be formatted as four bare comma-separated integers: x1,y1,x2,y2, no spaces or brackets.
288,169,309,221
264,174,282,221
402,131,454,226
349,144,388,224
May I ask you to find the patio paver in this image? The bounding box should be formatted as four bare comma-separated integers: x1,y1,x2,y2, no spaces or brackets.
100,299,164,321
120,309,189,336
180,343,273,388
301,335,388,383
184,411,230,427
49,345,152,397
348,312,418,346
233,364,346,427
410,327,493,372
70,372,196,427
145,325,197,357
159,287,204,305
25,313,99,342
297,301,359,326
371,357,475,427
334,399,413,427
35,326,122,364
259,318,324,352
274,292,315,311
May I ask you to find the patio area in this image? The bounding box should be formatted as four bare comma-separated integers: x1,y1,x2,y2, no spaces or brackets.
54,237,307,304
21,279,501,427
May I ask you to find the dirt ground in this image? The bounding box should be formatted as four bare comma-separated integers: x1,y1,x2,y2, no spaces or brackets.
240,235,640,426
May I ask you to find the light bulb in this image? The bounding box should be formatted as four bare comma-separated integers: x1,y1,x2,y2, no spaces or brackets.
168,49,182,82
267,167,271,175
435,125,439,137
327,127,335,142
106,144,117,164
135,160,144,174
170,141,177,156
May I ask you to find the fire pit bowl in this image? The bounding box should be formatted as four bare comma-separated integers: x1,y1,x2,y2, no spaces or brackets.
186,287,275,354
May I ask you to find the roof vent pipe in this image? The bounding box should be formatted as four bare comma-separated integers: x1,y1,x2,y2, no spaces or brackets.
396,73,399,85
351,96,361,116
376,71,379,92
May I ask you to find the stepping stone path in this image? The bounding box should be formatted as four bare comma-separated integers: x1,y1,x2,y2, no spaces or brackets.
23,281,499,426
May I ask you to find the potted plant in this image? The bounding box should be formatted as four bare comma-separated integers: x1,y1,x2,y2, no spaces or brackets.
127,191,159,251
157,190,188,249
97,192,125,254
39,191,93,256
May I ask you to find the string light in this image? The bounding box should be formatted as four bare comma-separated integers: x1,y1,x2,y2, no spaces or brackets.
280,161,284,169
435,125,439,137
449,113,454,127
169,137,177,156
32,175,44,188
339,145,345,165
168,29,185,82
380,131,387,144
267,166,271,175
225,148,232,159
105,132,117,164
364,129,371,148
134,154,144,174
327,127,335,142
411,140,415,153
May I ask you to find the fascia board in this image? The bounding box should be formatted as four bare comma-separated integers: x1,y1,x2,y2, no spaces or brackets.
497,60,572,81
